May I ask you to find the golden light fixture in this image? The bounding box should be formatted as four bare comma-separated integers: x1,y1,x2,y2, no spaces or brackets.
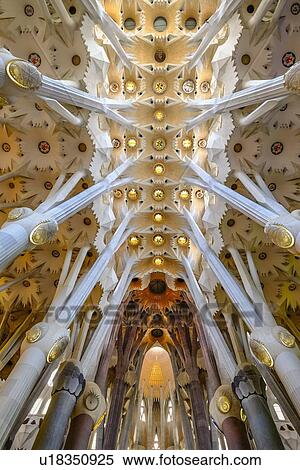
153,212,164,223
127,188,139,201
153,163,165,175
265,224,295,250
152,188,165,201
177,235,189,247
124,80,137,94
153,137,166,151
114,189,123,199
153,109,165,122
153,78,167,94
179,189,190,201
153,256,164,266
153,234,165,246
128,235,141,247
182,138,193,149
126,137,137,149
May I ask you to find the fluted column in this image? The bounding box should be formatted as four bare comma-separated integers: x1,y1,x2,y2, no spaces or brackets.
33,360,85,449
186,62,300,129
64,382,106,450
232,364,284,449
184,165,300,254
210,385,250,450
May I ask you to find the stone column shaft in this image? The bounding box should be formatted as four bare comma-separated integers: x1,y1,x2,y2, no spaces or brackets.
233,364,284,450
33,361,85,450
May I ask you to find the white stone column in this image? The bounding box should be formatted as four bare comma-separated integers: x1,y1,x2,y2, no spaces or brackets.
0,50,132,127
182,254,237,381
0,211,134,448
184,163,300,254
186,62,300,129
184,211,300,415
0,159,133,272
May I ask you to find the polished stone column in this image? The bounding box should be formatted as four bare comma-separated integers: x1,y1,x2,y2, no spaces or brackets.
232,364,284,450
210,385,250,450
33,360,85,449
64,382,106,450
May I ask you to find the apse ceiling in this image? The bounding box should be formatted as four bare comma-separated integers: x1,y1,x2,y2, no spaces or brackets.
0,0,300,370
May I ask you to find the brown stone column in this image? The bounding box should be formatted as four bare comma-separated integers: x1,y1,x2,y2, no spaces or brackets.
64,382,106,450
103,309,146,450
210,384,250,450
169,321,211,449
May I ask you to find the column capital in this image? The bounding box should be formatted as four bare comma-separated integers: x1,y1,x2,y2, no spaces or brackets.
72,381,106,426
209,384,243,430
249,326,300,369
21,322,70,363
53,360,85,399
232,363,266,402
284,62,300,94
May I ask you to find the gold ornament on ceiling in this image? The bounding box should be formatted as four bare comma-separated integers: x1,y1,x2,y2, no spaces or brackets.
152,188,165,201
153,212,164,223
153,163,165,175
128,235,141,247
153,137,166,151
127,188,139,201
179,189,190,200
153,234,165,246
126,137,138,149
153,109,165,122
6,59,42,90
124,80,137,94
177,235,189,247
153,256,164,266
152,78,167,94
